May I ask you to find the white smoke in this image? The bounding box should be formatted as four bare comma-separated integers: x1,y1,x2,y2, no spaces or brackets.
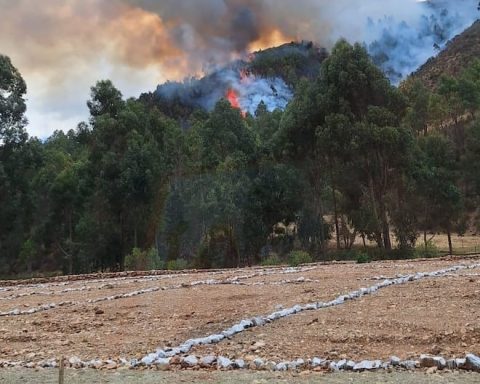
155,65,293,115
236,75,292,115
223,71,293,115
362,0,479,82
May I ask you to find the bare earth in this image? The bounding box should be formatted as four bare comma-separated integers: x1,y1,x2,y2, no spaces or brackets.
0,257,479,382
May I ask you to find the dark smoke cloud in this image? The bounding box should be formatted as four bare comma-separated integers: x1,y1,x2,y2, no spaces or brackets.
0,0,478,137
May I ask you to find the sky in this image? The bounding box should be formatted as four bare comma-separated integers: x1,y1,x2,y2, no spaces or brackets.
0,0,477,138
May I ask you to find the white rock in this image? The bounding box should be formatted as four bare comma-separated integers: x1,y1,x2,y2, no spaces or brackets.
346,360,356,370
329,361,339,371
234,359,245,369
455,358,466,369
68,356,83,368
141,353,157,365
337,359,347,370
390,356,401,366
253,358,265,369
353,360,374,371
433,356,446,369
217,356,233,369
311,357,325,367
182,355,198,367
400,360,417,370
200,355,216,367
466,354,480,371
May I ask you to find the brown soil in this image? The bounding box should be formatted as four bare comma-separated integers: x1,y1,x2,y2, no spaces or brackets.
0,258,479,365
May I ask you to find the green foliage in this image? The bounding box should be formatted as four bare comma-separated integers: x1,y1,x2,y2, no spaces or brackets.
166,258,189,271
0,54,27,146
248,42,327,87
18,239,36,272
356,252,371,264
4,44,480,277
414,241,440,259
260,253,282,266
124,247,164,271
287,250,313,267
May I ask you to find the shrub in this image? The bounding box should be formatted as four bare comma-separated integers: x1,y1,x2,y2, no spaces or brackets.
125,247,164,271
414,241,440,259
287,250,313,267
356,252,371,264
260,253,282,266
166,258,189,271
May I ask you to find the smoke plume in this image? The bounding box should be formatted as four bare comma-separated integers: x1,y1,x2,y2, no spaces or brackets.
0,0,478,136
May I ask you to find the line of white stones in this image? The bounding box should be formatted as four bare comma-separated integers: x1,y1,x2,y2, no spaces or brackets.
0,273,317,316
0,266,316,297
3,352,480,373
138,263,480,366
86,276,317,304
1,263,479,370
0,301,75,317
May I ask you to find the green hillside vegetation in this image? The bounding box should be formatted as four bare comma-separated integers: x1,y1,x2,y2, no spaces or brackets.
2,38,480,277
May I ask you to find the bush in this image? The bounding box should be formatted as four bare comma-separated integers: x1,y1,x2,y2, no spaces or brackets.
414,241,440,259
287,250,313,267
260,253,282,266
125,247,164,271
166,258,189,271
356,252,371,264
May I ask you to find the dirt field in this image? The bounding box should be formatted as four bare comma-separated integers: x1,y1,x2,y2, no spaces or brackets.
0,257,479,380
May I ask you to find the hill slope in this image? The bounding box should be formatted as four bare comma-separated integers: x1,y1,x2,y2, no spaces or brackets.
139,42,327,120
412,20,480,88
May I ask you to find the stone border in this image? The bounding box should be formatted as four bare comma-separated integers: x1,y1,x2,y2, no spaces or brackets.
0,265,318,288
2,263,479,370
0,269,317,316
2,353,479,373
137,263,480,365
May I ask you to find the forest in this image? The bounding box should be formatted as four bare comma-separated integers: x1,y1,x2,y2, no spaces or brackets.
2,40,480,276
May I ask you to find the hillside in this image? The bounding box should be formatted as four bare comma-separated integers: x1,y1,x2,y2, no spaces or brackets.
412,20,480,88
139,41,327,120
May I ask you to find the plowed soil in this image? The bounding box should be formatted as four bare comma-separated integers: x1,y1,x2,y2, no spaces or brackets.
0,257,479,366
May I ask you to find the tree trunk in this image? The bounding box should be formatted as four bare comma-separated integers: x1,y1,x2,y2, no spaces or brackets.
367,170,383,249
68,208,73,275
378,196,392,251
447,227,453,255
318,206,326,259
329,159,341,250
424,230,428,250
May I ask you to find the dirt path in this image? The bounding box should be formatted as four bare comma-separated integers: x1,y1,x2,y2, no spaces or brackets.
0,369,479,384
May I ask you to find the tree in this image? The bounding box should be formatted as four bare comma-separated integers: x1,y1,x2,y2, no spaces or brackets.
316,41,410,251
415,134,462,255
0,55,28,149
0,55,34,274
402,79,432,136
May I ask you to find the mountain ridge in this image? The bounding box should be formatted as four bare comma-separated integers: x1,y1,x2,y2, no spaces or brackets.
411,20,480,88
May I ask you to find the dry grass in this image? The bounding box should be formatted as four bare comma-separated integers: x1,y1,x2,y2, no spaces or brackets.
343,232,480,255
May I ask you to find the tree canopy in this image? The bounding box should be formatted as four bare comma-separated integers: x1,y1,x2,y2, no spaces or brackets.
2,42,480,275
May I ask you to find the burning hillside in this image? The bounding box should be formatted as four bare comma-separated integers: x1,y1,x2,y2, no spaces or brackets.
145,41,322,118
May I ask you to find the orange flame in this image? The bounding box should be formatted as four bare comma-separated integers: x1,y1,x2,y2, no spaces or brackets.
226,88,246,117
226,88,241,109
